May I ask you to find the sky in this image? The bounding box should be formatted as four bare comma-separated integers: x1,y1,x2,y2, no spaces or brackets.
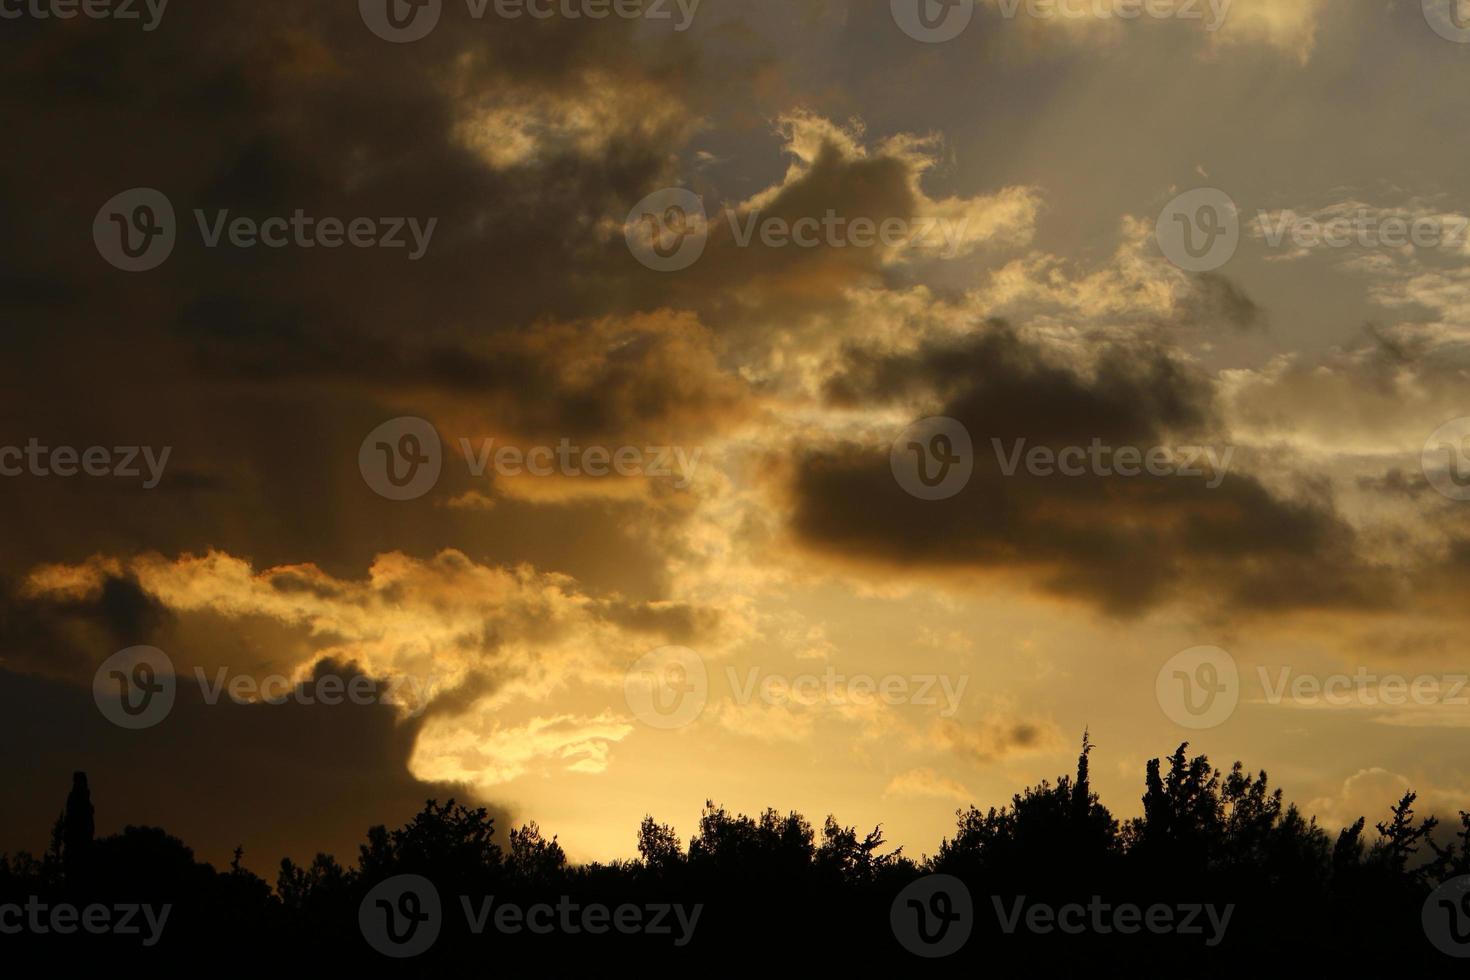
4,0,1470,871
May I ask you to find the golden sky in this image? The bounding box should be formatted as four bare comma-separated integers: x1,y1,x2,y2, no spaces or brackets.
4,0,1470,870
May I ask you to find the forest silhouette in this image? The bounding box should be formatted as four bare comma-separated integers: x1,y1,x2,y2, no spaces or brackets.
4,732,1468,973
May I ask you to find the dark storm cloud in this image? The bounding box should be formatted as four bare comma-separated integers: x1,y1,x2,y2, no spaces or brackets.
790,323,1387,617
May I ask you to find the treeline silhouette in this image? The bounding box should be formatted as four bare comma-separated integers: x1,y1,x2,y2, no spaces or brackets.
4,734,1467,973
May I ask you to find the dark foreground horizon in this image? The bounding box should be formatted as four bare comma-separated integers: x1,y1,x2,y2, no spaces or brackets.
5,734,1469,972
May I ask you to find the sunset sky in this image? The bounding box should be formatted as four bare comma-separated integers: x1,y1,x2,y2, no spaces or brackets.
4,0,1470,872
